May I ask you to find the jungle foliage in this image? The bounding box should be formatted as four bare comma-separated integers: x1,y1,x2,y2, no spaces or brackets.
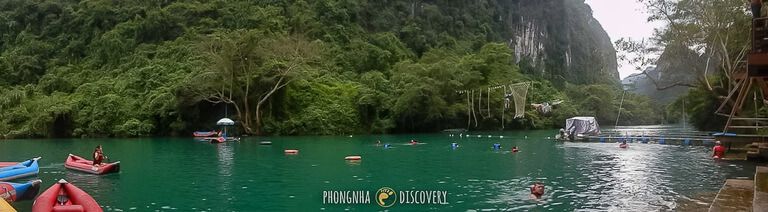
0,0,660,138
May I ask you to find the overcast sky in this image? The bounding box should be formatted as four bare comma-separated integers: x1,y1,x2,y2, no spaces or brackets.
584,0,664,79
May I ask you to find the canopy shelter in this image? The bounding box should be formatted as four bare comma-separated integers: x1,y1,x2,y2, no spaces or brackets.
216,118,235,126
565,117,600,137
216,118,235,138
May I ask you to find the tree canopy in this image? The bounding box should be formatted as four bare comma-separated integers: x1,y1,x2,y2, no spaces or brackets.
0,0,660,138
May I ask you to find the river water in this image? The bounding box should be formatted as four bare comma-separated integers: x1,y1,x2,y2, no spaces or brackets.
0,129,757,211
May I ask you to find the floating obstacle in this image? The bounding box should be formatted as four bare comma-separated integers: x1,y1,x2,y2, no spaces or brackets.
459,135,509,139
344,156,361,160
259,141,272,145
579,135,715,146
284,149,299,154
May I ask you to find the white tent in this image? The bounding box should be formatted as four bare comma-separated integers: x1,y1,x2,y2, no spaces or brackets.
216,118,235,126
565,117,600,136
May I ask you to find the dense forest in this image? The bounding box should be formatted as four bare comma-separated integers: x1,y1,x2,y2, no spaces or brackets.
0,0,662,138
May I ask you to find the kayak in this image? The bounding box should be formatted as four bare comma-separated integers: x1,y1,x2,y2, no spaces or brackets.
0,198,15,212
64,154,120,175
193,131,217,137
0,157,40,181
32,179,102,212
0,180,42,202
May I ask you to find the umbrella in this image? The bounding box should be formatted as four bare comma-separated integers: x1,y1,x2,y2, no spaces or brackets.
216,118,235,126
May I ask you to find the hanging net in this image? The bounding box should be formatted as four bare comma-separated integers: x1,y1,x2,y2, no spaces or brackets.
508,82,530,118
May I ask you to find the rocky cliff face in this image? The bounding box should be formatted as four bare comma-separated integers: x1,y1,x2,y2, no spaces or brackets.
359,0,620,85
507,0,619,84
621,45,707,104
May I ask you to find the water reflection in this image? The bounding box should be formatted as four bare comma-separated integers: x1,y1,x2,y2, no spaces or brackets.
216,143,234,189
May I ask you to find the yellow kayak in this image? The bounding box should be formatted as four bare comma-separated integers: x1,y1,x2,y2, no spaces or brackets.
0,198,15,212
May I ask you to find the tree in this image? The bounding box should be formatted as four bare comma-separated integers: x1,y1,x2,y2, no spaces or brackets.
616,0,749,92
187,30,322,135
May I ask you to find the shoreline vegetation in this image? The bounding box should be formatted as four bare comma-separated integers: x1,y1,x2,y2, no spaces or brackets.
0,1,672,139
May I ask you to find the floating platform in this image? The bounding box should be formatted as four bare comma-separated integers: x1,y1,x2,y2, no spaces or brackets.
442,128,467,133
579,135,715,146
195,137,241,142
713,133,768,145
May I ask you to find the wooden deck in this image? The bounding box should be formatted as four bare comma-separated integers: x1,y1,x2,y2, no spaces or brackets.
709,179,754,212
709,166,768,212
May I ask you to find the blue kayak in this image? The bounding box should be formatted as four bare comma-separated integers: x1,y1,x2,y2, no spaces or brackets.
0,157,40,181
0,179,41,202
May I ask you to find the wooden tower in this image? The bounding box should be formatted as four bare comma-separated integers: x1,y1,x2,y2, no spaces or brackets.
718,17,768,132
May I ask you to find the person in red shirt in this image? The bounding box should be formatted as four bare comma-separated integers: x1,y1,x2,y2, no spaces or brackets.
713,141,726,159
92,145,107,166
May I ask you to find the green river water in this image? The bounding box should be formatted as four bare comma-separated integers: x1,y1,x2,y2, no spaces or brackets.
0,129,759,211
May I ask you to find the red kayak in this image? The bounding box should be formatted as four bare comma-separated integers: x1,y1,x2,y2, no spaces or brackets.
64,154,120,175
32,179,102,212
0,162,16,168
193,131,217,137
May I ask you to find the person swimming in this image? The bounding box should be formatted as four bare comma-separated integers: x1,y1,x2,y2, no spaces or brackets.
376,140,381,146
555,128,567,140
619,140,628,148
530,182,545,200
492,143,501,150
384,143,391,149
511,146,519,153
451,143,459,149
409,139,419,145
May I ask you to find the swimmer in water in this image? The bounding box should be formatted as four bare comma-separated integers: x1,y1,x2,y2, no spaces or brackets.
493,143,501,150
410,139,418,145
713,140,725,159
511,146,519,153
619,140,628,148
530,182,545,200
376,140,381,146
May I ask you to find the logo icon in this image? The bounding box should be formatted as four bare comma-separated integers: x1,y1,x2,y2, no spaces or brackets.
376,187,397,207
